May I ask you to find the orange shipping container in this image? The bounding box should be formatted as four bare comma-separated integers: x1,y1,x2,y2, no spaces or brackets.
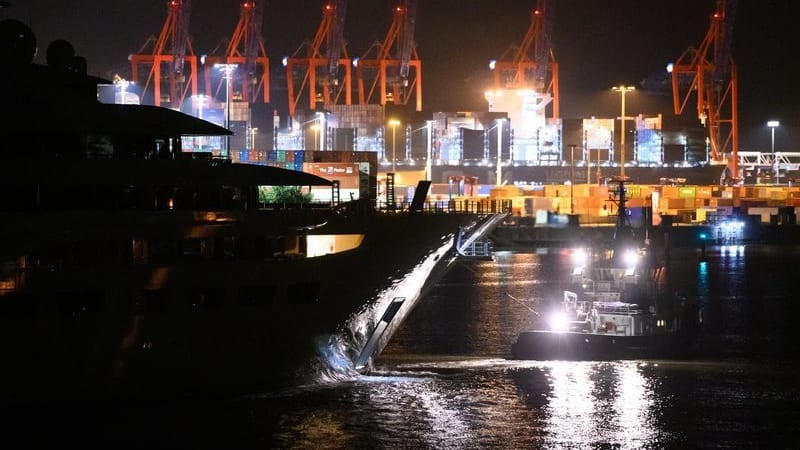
590,186,609,197
696,186,712,198
661,186,679,198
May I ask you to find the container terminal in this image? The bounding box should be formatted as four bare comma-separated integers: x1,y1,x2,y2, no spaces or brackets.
100,0,797,228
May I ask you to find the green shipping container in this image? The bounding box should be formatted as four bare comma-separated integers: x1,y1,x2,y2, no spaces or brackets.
678,187,696,198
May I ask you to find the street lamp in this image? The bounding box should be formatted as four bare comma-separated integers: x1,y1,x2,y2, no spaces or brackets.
249,127,258,151
613,85,635,177
389,119,400,172
215,63,238,158
569,144,576,214
768,120,780,183
495,118,506,186
316,112,326,151
191,94,209,151
426,120,434,181
768,120,780,153
114,78,134,105
310,124,320,150
192,94,209,120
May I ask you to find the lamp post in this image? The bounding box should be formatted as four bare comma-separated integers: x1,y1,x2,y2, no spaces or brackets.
596,148,602,185
249,127,258,151
613,85,635,177
426,120,434,181
496,118,505,186
768,120,780,183
389,119,400,172
316,112,326,151
310,124,320,150
215,63,238,158
191,94,209,151
116,78,133,105
569,144,576,214
768,120,779,153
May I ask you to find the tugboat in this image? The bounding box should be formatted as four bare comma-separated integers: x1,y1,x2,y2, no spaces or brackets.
510,176,700,360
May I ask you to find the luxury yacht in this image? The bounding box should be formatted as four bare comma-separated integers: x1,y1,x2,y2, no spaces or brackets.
0,20,506,399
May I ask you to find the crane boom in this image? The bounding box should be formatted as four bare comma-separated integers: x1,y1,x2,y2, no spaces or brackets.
130,0,198,108
489,0,559,118
285,1,352,117
245,0,265,76
355,1,422,110
713,0,736,81
326,0,347,79
171,0,191,76
533,0,554,86
398,0,417,79
204,0,270,104
671,0,738,178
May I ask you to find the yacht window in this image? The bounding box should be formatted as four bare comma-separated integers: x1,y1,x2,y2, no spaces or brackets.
69,240,118,266
214,236,237,260
238,285,277,307
237,236,267,260
288,282,320,305
0,293,40,317
149,239,177,264
181,238,208,261
131,239,147,264
133,290,169,314
0,185,38,210
57,292,104,316
186,288,225,310
29,244,67,268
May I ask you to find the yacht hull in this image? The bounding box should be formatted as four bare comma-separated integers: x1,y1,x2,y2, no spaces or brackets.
0,211,498,400
510,330,692,361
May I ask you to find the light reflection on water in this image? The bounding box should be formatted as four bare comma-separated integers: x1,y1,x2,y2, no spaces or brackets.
273,358,777,449
273,356,794,449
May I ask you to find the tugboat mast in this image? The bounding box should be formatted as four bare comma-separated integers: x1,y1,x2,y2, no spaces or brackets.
611,176,634,242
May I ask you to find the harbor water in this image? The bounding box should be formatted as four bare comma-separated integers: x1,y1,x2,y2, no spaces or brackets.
5,245,800,448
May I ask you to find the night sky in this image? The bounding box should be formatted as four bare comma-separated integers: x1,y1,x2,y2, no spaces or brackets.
2,0,797,148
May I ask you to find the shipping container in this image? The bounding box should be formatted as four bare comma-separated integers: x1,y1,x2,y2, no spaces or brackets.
678,186,696,198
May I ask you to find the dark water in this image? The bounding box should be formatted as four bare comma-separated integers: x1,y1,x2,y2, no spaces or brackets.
6,246,800,449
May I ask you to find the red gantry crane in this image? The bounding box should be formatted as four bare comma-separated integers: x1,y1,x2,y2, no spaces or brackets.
355,0,421,111
488,0,559,118
204,0,270,104
130,0,198,108
285,0,351,117
671,0,739,178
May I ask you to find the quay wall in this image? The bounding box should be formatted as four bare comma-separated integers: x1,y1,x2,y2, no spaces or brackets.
481,183,800,226
490,221,800,250
478,183,800,249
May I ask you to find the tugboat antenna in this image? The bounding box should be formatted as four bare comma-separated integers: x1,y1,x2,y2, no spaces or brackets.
610,176,634,241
